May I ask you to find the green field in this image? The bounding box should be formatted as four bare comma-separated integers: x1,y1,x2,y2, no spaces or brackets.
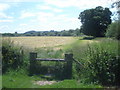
2,36,119,88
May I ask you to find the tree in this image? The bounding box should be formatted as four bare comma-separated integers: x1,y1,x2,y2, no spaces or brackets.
15,32,18,36
105,1,120,40
106,21,120,40
78,6,112,37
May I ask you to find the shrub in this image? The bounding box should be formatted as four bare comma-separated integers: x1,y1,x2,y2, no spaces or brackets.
106,21,120,40
2,38,24,73
82,40,120,86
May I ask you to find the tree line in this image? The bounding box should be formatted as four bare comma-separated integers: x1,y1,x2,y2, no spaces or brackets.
2,28,81,37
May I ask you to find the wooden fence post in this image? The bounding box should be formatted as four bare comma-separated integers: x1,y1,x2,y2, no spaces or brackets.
29,52,37,74
30,52,37,61
64,53,73,79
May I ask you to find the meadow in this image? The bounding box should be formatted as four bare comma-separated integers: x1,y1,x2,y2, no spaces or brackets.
7,36,77,49
2,36,119,88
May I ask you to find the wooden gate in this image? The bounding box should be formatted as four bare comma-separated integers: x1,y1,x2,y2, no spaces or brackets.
29,52,73,79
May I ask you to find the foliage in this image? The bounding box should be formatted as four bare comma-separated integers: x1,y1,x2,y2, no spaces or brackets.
2,38,25,73
2,36,119,88
78,6,112,37
106,21,120,40
106,0,120,40
2,28,81,37
65,38,119,86
2,33,15,37
87,43,119,85
2,69,42,88
80,40,120,86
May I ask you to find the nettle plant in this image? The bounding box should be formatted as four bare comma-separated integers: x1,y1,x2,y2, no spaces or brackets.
83,40,120,86
2,38,24,73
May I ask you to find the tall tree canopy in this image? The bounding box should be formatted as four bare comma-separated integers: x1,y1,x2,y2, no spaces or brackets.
78,6,112,37
106,0,120,40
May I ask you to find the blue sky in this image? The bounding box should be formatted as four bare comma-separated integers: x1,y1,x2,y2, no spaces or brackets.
0,0,117,33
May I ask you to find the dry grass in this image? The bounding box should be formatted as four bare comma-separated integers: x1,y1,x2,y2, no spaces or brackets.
3,36,77,49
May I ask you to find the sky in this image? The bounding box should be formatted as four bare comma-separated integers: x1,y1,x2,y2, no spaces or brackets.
0,0,117,33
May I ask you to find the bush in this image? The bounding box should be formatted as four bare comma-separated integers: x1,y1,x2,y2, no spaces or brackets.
106,21,120,40
2,38,24,73
82,40,120,86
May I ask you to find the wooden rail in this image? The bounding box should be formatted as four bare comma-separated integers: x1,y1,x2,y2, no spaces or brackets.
73,59,84,67
29,52,73,79
35,58,65,61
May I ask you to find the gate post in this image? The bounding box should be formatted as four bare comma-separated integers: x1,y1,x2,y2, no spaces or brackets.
64,53,73,79
29,52,37,74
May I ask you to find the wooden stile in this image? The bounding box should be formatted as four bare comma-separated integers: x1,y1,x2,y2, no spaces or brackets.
29,52,74,79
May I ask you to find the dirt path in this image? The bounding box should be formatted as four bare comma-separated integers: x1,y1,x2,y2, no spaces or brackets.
34,80,58,86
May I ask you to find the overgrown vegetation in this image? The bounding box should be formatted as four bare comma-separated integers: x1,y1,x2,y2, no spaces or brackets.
2,2,119,88
2,38,24,73
106,20,120,40
2,38,30,74
68,38,120,86
2,37,119,88
84,40,119,86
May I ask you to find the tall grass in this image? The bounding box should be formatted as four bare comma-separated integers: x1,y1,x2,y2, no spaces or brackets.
2,38,30,74
68,38,120,86
35,47,64,58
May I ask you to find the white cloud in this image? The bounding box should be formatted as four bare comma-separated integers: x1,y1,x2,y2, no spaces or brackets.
43,0,113,9
20,10,55,20
0,25,10,33
36,12,54,22
20,11,36,19
17,11,80,31
0,4,13,22
0,3,10,11
37,5,63,13
37,12,54,17
53,8,63,12
29,13,80,31
37,5,53,10
0,19,13,22
0,12,13,19
19,23,27,26
0,0,43,2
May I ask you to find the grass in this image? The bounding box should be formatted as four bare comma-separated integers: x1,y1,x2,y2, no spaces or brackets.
35,47,64,59
39,80,102,88
4,36,77,50
0,75,2,89
68,38,120,86
2,70,102,88
2,72,41,88
3,36,119,88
